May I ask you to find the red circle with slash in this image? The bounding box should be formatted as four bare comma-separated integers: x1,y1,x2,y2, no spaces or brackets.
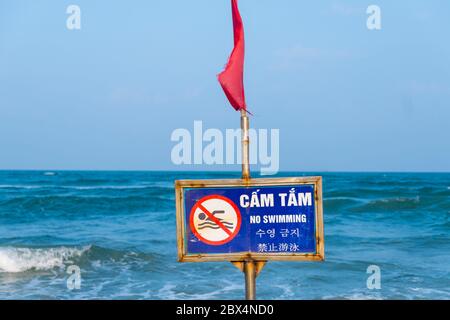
189,195,242,246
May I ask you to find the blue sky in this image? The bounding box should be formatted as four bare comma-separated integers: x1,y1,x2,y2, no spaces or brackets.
1,0,449,171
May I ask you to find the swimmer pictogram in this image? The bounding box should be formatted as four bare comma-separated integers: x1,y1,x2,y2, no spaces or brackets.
189,195,242,246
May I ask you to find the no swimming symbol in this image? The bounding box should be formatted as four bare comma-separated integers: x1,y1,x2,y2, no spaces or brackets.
189,195,242,246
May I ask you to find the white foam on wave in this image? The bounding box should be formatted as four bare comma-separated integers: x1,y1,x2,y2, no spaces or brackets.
155,280,243,300
409,287,450,298
373,196,420,204
66,185,150,190
322,292,383,300
0,246,91,273
152,181,173,188
0,185,44,189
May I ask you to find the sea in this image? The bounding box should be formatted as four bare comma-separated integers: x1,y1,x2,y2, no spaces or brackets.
0,171,449,300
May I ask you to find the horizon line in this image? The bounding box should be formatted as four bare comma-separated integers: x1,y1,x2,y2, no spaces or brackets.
0,169,449,174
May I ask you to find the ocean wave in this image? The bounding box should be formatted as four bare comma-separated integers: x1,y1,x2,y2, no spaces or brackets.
350,196,422,212
155,281,243,300
322,292,384,300
408,287,450,299
63,185,155,190
0,245,91,273
0,244,167,275
0,185,45,189
0,192,174,217
323,197,366,211
0,184,168,191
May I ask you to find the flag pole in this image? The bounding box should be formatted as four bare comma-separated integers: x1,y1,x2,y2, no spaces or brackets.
240,109,250,180
240,108,258,300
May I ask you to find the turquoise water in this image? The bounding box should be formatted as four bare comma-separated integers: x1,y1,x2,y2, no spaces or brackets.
0,171,449,299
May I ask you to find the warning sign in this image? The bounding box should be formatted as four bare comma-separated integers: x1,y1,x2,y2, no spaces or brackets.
176,177,324,262
189,195,241,246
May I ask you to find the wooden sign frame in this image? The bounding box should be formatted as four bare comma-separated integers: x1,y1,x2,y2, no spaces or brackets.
175,176,325,263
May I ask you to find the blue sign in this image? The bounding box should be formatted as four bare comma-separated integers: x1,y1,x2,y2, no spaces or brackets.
181,184,320,258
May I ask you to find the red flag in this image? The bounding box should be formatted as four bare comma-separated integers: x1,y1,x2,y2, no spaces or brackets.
218,0,247,111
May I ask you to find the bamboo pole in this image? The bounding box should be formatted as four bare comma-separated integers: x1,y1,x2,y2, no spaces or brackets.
244,261,256,300
240,109,250,180
240,108,256,300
